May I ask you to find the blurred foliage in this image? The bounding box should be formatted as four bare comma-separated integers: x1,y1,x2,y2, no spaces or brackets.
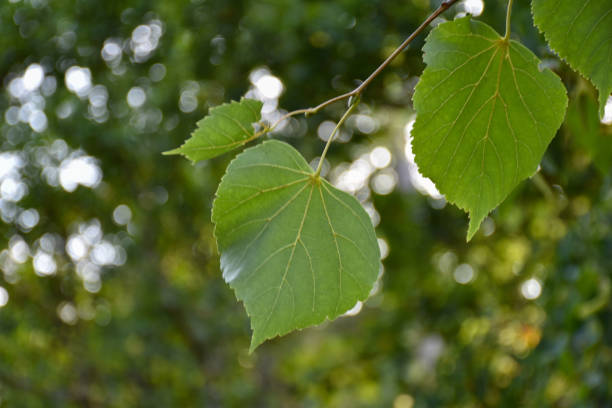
0,0,611,406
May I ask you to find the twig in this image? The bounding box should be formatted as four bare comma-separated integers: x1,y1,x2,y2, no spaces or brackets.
268,0,461,131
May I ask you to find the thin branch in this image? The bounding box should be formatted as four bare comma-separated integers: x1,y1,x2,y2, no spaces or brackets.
269,0,461,131
350,0,461,98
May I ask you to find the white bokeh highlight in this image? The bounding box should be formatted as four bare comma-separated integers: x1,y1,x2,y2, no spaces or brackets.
65,66,92,97
0,287,8,308
59,155,102,192
404,120,444,200
521,278,542,300
602,96,612,125
454,263,475,284
23,64,45,91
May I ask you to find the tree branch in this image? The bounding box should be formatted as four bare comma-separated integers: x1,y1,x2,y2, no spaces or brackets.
269,0,461,130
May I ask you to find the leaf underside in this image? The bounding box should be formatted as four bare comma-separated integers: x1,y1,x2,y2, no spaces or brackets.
164,98,264,161
212,140,380,351
532,0,612,119
411,17,568,241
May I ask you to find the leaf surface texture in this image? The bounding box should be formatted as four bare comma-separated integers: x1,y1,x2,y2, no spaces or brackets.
412,17,567,240
165,98,263,161
212,140,380,350
532,0,612,118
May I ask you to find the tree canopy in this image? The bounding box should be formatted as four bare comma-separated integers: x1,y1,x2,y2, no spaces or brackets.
0,0,611,406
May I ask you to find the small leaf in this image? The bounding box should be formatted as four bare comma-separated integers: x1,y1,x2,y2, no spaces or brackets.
532,0,612,119
565,86,612,174
411,17,567,240
164,98,264,161
212,140,380,351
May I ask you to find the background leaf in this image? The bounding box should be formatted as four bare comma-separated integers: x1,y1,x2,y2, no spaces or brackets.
532,0,612,119
164,98,263,161
565,84,612,174
212,140,380,351
411,17,567,240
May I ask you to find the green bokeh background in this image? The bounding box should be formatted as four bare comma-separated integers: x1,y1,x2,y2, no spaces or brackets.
1,0,611,406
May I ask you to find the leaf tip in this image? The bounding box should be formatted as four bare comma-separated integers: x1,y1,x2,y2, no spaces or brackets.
249,333,266,354
162,148,182,156
466,211,486,242
598,91,609,121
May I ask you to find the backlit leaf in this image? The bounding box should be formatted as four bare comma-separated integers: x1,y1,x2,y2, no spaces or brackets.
411,17,567,240
532,0,612,119
164,98,264,161
212,140,380,351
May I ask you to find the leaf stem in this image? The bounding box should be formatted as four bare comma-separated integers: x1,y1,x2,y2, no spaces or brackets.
314,98,360,177
269,0,460,131
504,0,514,41
531,172,555,202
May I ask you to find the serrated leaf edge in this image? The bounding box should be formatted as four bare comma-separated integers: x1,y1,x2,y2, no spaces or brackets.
211,140,380,352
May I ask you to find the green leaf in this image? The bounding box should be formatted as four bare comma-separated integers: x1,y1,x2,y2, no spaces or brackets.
212,140,380,351
411,17,568,241
565,85,612,174
164,98,264,161
532,0,612,119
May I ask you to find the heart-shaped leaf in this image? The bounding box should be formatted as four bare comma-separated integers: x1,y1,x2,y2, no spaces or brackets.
411,17,567,240
212,140,380,351
532,0,612,119
164,98,264,161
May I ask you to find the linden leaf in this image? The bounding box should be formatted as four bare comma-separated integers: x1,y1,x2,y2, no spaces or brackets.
212,140,380,351
411,17,567,241
532,0,612,119
164,98,264,161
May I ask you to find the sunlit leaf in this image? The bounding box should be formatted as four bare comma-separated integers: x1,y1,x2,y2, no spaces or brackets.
411,17,567,240
212,140,380,351
164,98,264,161
532,0,612,119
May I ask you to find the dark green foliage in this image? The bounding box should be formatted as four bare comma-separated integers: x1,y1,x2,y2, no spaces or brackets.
0,0,611,406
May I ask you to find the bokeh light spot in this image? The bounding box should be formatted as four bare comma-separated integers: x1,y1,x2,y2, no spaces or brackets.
59,155,102,192
113,204,132,225
369,146,392,169
65,66,92,97
454,263,475,284
33,251,57,276
127,87,146,108
23,63,44,91
602,96,612,125
462,0,484,16
521,278,542,300
0,287,8,308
